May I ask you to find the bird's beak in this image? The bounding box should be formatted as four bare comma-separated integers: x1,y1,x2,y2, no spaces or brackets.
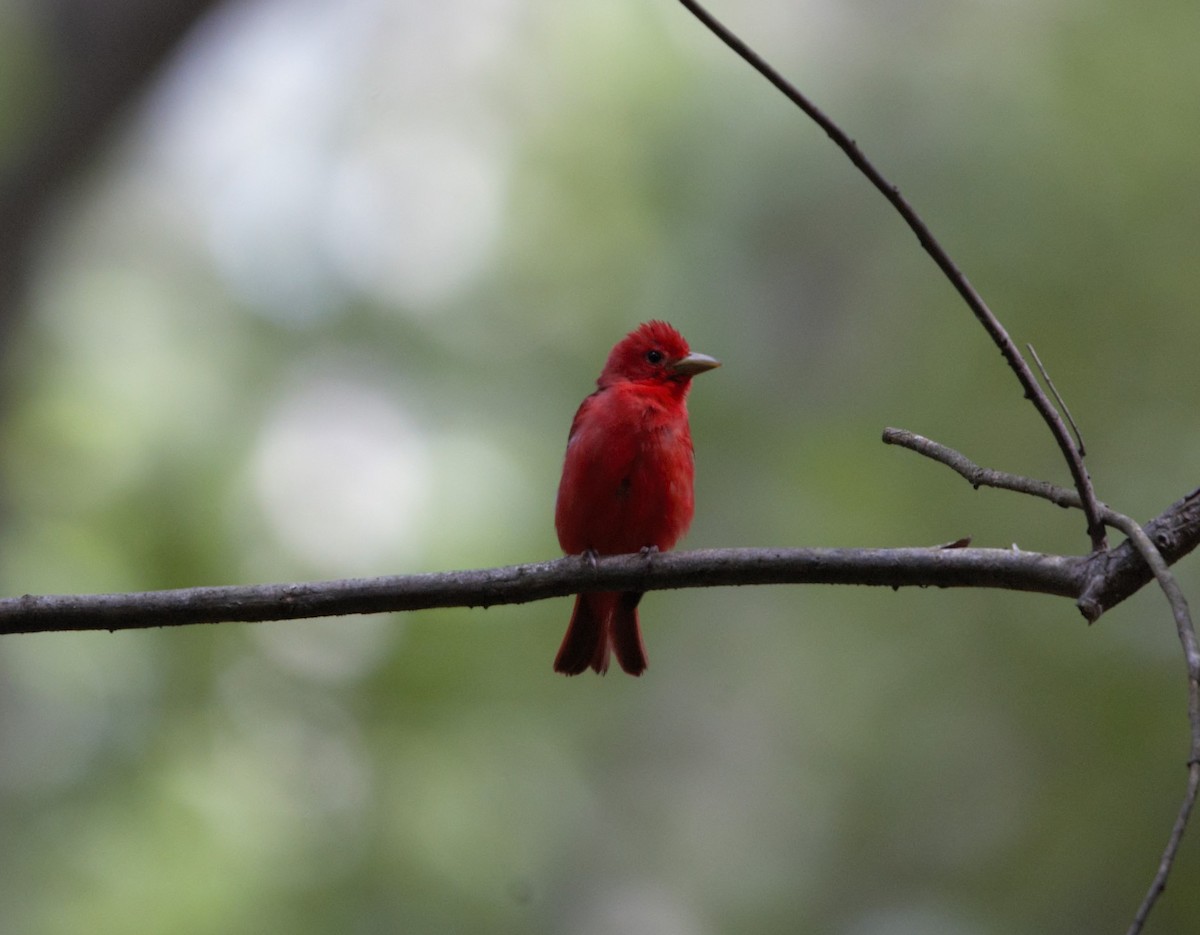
670,352,721,377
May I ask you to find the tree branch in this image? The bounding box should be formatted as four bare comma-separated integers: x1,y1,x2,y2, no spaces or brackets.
882,427,1200,620
0,546,1077,635
884,426,1200,933
1081,487,1200,615
673,0,1107,551
2,484,1196,637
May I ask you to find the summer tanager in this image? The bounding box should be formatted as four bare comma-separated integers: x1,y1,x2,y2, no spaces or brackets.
554,321,719,675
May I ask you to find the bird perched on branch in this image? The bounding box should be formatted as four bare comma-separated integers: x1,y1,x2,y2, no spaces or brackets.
554,321,720,675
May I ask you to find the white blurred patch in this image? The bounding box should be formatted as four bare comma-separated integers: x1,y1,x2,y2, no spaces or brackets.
250,377,432,573
846,904,987,935
136,0,516,319
572,882,708,935
142,0,363,321
326,127,506,310
253,615,394,684
422,430,529,565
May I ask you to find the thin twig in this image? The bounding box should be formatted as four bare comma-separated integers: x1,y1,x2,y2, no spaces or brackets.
882,427,1093,512
1110,512,1200,935
1127,763,1200,935
673,0,1108,551
1028,343,1087,457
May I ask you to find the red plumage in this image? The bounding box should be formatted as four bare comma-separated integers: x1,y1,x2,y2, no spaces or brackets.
554,321,719,675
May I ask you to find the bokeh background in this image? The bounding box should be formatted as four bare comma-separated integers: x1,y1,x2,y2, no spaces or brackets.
1,0,1198,933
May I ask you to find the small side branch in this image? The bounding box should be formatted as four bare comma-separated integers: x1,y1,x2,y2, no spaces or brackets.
882,427,1091,512
882,428,1200,621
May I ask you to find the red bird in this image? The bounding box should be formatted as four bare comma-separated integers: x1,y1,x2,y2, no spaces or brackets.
554,321,720,676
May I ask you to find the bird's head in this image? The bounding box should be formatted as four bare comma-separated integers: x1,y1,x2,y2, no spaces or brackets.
598,320,720,390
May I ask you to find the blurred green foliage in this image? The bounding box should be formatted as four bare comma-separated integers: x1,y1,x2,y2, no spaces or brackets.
1,1,1198,933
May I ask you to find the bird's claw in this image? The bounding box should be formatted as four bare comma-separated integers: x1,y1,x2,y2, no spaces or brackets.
582,548,599,570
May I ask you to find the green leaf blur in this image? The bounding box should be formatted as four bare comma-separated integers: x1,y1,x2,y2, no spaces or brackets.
1,2,1197,933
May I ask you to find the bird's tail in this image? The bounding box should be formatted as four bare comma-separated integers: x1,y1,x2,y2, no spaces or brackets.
554,592,647,676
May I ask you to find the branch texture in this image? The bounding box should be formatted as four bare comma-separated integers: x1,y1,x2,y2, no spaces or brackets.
0,524,1191,637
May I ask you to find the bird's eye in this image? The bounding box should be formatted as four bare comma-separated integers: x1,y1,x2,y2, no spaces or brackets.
645,349,665,365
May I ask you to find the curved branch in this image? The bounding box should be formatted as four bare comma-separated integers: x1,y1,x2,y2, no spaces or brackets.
885,426,1200,933
673,0,1107,550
